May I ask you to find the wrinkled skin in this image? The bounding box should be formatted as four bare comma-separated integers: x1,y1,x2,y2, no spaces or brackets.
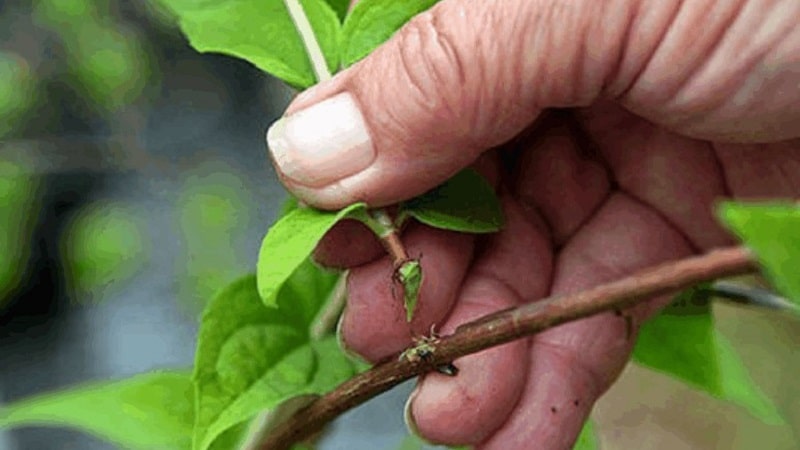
271,0,800,448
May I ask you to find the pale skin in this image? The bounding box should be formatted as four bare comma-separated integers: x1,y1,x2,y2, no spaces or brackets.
269,0,800,448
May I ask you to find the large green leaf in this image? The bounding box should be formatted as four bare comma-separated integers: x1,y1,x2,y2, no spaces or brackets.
400,169,504,233
158,0,341,89
0,372,245,450
275,257,340,329
1,372,192,450
633,288,784,425
718,202,800,305
257,202,365,307
341,0,439,67
193,272,358,450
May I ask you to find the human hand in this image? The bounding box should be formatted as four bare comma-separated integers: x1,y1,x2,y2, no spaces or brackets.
266,1,800,448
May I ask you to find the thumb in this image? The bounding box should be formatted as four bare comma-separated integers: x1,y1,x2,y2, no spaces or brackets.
267,0,628,209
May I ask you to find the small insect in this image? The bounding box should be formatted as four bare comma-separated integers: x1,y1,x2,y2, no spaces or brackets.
399,333,438,363
399,326,459,377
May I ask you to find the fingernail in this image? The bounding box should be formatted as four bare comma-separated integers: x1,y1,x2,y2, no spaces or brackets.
336,301,371,366
404,384,422,437
267,93,375,188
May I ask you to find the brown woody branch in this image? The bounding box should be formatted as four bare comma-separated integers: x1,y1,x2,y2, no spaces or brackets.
259,246,757,450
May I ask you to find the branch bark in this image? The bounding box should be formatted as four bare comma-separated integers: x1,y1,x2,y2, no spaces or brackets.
259,246,757,450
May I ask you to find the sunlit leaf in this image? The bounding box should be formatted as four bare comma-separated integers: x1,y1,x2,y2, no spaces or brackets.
341,0,439,67
400,169,504,233
1,372,194,450
633,288,784,425
257,202,365,307
718,202,800,305
158,0,341,88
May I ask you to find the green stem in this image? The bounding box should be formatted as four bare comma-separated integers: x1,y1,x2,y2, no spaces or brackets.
283,0,332,81
284,0,411,267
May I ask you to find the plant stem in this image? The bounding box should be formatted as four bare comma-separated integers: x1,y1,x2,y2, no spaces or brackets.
370,209,409,266
284,0,412,267
258,246,757,450
284,0,332,82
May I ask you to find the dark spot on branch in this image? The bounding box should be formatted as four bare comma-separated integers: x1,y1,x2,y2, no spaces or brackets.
550,406,558,413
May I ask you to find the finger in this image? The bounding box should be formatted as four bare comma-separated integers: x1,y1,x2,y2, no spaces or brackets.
513,112,611,247
339,222,474,362
714,139,800,198
407,276,530,445
481,193,695,449
408,195,553,445
267,0,639,208
614,0,800,142
577,101,732,250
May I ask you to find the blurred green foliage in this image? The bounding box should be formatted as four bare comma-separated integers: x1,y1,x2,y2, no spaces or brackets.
177,162,255,310
0,159,40,309
60,201,148,302
32,0,155,112
0,52,38,138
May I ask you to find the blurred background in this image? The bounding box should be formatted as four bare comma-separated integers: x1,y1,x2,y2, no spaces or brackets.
0,1,797,449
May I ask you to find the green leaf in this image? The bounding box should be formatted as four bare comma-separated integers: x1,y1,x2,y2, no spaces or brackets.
257,202,365,307
159,0,341,89
572,419,599,450
276,257,340,329
0,372,196,450
397,259,423,322
400,169,504,233
193,274,358,450
718,202,800,304
633,288,784,425
341,0,439,67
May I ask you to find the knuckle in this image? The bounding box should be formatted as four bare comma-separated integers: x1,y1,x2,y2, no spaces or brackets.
392,7,474,140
